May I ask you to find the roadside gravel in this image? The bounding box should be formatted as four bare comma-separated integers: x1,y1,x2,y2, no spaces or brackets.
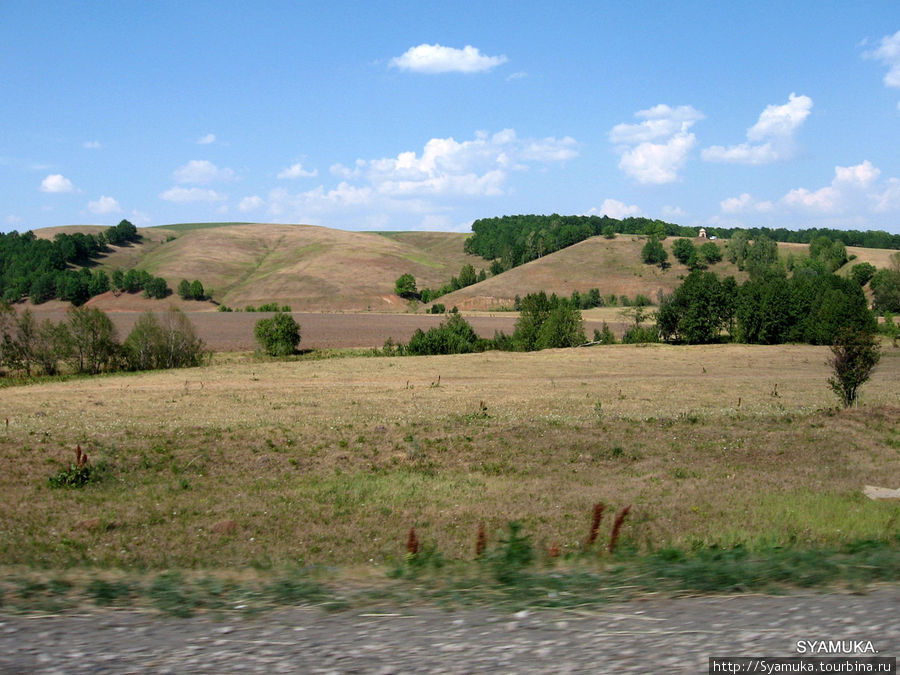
1,587,897,673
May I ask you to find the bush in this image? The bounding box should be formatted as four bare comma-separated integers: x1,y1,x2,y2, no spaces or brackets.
406,313,481,355
641,237,668,266
254,312,301,356
123,309,207,370
827,328,881,408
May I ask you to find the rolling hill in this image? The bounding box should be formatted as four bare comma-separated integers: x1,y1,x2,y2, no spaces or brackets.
32,223,896,313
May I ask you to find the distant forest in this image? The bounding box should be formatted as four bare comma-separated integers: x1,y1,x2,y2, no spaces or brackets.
0,219,169,305
464,214,900,270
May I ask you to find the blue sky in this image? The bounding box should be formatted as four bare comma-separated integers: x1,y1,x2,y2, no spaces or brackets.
2,1,900,234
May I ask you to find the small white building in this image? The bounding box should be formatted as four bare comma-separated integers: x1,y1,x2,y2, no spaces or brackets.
698,227,708,239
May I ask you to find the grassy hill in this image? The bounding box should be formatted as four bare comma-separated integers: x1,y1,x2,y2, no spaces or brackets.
32,223,897,313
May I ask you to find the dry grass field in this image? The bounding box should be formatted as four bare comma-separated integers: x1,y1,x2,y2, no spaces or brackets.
1,343,897,572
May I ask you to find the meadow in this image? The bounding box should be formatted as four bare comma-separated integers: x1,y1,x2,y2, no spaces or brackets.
1,342,897,578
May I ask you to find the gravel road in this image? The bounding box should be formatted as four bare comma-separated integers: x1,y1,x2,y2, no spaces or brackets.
1,587,897,673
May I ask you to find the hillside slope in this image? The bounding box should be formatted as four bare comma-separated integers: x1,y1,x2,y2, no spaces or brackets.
35,223,487,312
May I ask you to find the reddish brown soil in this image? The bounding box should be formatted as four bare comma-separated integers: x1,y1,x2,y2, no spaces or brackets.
25,310,621,351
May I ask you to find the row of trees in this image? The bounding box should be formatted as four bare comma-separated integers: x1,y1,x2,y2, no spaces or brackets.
0,220,140,304
656,268,875,345
0,305,206,376
464,214,899,277
395,264,487,304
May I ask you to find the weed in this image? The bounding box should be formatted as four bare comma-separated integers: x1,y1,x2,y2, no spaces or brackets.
48,445,106,488
86,578,134,606
486,521,535,584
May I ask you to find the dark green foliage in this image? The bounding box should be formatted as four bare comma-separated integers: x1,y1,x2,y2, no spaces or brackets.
592,322,616,344
142,276,169,299
486,521,535,584
698,241,722,264
512,292,552,351
870,268,900,313
850,262,877,287
657,271,735,344
177,279,191,299
744,235,780,279
535,301,585,349
394,273,418,299
429,303,445,314
465,214,688,267
672,238,696,265
641,237,668,266
827,329,881,408
809,236,848,272
189,280,205,300
254,312,301,356
406,313,482,355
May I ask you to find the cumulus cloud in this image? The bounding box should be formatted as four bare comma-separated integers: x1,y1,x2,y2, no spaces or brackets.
197,133,216,145
238,195,264,212
277,163,318,179
390,43,507,74
160,187,226,203
40,174,76,193
609,105,703,183
866,30,900,88
588,199,643,219
173,160,236,184
87,196,121,214
702,93,812,164
266,129,576,228
719,193,774,214
782,160,880,212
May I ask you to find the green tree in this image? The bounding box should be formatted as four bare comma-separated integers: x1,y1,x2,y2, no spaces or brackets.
726,230,750,269
254,312,301,356
457,264,477,288
657,271,734,344
641,237,668,267
189,280,205,301
536,300,585,349
177,279,192,299
870,269,900,313
698,241,722,264
850,262,877,287
671,238,696,265
513,292,553,351
394,273,418,299
67,306,119,374
143,276,169,299
827,329,881,407
744,235,779,279
123,312,164,370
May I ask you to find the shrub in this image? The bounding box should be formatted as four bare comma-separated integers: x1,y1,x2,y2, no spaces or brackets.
254,312,301,356
641,237,668,266
827,328,881,408
406,313,480,355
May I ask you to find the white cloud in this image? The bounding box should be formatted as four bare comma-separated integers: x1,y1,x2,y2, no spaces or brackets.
40,174,76,193
238,195,264,212
661,205,686,219
160,187,226,203
197,133,216,145
87,196,121,215
588,199,643,219
129,210,151,226
266,129,576,228
506,71,527,81
390,43,507,74
173,160,236,184
702,93,812,165
609,105,703,183
277,163,318,179
608,104,704,144
866,30,900,88
746,93,813,141
82,140,102,149
782,161,882,213
719,193,774,214
618,133,697,184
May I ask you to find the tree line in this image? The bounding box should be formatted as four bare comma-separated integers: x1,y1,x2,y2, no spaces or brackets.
0,219,164,305
0,304,207,376
464,214,900,273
